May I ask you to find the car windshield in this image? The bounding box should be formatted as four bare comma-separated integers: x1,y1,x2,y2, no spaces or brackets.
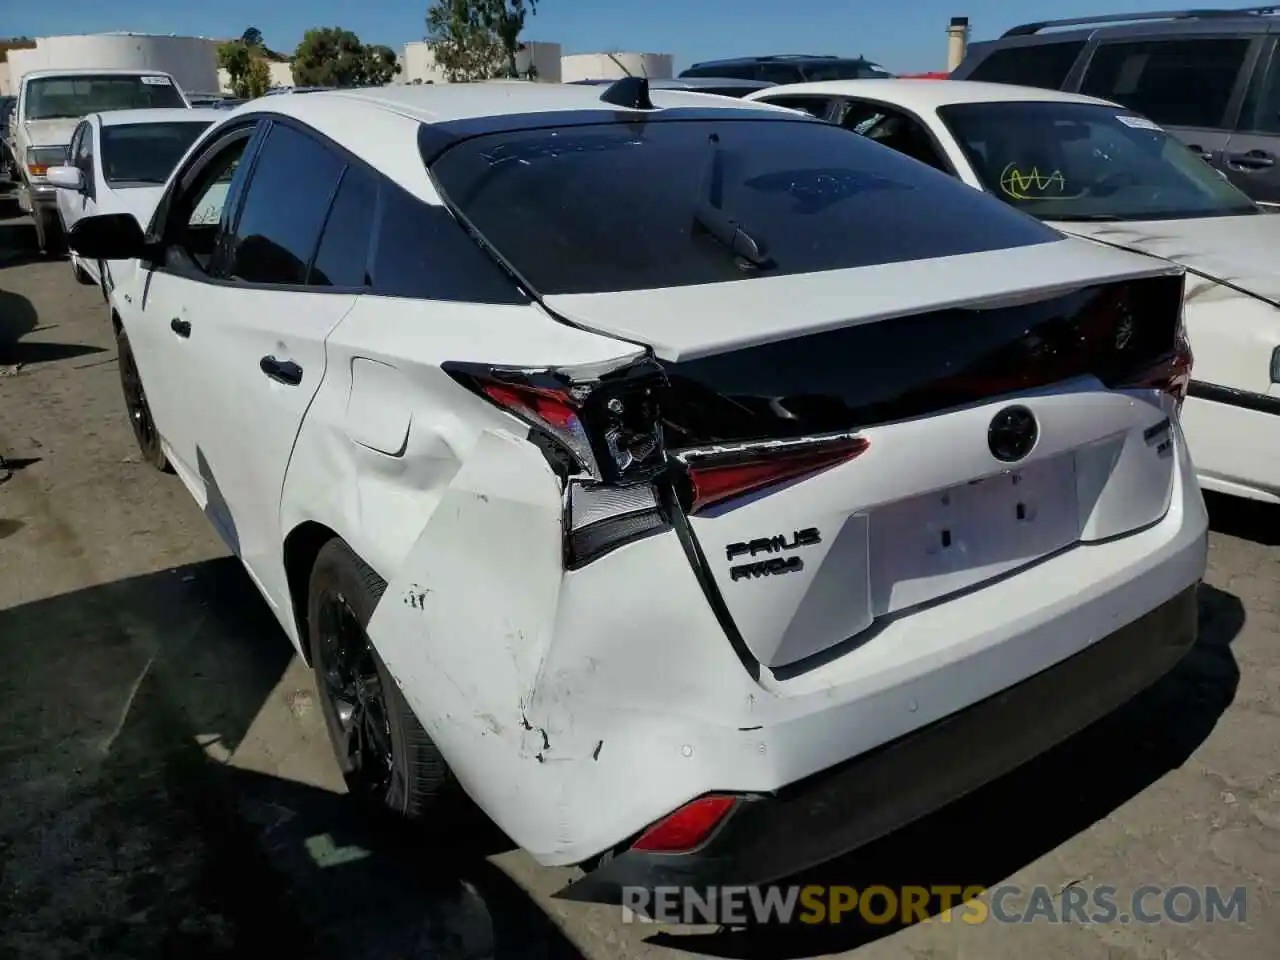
801,60,893,81
428,116,1058,295
25,75,186,120
937,100,1258,222
101,121,214,184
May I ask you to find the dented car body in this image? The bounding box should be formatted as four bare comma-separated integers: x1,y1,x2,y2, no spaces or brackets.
82,81,1208,904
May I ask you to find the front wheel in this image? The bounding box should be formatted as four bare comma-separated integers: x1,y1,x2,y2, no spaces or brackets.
307,538,451,821
116,327,169,472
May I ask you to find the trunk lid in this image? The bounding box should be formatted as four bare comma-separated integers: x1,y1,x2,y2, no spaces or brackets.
624,253,1188,670
543,237,1177,362
1056,213,1280,308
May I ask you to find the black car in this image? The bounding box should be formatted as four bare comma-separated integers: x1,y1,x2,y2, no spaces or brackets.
950,5,1280,205
679,54,892,85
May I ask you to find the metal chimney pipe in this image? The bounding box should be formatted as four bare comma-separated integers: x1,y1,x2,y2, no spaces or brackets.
946,16,970,71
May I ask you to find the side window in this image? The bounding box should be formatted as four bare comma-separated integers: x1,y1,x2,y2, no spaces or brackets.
369,180,528,303
225,123,345,286
758,95,834,119
161,129,258,274
756,63,805,84
850,105,951,173
1080,38,1251,129
309,163,378,288
1240,48,1280,134
964,41,1087,89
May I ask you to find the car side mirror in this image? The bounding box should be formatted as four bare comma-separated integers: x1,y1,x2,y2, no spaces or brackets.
45,164,84,192
66,212,152,261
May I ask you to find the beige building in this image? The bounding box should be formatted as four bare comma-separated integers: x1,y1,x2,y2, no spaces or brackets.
560,52,674,82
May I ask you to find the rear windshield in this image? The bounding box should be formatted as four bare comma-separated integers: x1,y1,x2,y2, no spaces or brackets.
101,121,214,184
25,75,186,120
428,117,1059,295
938,100,1259,222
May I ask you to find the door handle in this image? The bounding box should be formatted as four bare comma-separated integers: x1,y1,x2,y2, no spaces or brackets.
260,355,303,386
1226,150,1274,170
170,317,191,338
1186,144,1214,161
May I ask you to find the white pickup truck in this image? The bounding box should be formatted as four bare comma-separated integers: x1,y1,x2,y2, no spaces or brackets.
5,68,190,253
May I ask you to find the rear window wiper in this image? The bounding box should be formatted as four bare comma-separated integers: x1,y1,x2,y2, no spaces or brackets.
693,133,775,270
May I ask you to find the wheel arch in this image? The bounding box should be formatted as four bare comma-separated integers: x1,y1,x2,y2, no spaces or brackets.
282,519,342,665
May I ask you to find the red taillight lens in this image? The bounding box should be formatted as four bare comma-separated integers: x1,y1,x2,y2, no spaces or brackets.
678,435,870,515
632,795,738,852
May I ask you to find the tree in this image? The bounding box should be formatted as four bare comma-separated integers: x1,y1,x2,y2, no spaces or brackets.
218,39,273,98
425,0,505,82
478,0,537,79
241,26,263,48
292,27,372,87
362,44,402,85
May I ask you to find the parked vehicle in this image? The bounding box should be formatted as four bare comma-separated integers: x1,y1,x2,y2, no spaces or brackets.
949,6,1280,205
65,78,1205,906
0,96,16,182
747,78,1280,505
5,68,190,254
568,76,776,98
680,53,893,83
44,108,221,295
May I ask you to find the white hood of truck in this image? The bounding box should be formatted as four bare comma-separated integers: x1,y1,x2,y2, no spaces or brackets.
22,118,79,148
1052,213,1280,307
542,236,1179,362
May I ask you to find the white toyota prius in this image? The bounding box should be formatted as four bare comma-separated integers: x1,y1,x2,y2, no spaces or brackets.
748,79,1280,506
65,79,1207,907
45,108,222,295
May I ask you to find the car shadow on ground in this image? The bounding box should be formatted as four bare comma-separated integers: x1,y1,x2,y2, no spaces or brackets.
0,216,56,270
0,287,104,367
1205,491,1280,547
648,583,1245,958
0,558,582,960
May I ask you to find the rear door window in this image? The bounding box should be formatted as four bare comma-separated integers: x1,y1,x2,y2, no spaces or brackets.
309,163,377,288
1080,38,1251,129
225,123,345,286
428,117,1060,296
963,41,1087,89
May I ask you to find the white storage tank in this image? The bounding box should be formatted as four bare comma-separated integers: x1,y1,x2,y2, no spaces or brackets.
560,52,674,83
8,34,219,96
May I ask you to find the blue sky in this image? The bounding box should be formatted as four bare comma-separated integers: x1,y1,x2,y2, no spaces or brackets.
4,0,1258,74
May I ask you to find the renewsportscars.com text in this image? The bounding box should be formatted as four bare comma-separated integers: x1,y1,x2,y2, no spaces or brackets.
621,884,1248,926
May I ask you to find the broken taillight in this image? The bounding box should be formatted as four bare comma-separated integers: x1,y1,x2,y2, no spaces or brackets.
674,434,870,515
1115,307,1194,413
444,358,672,567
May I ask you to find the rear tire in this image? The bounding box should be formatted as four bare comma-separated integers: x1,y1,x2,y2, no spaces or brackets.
307,538,451,822
34,209,65,257
115,327,169,472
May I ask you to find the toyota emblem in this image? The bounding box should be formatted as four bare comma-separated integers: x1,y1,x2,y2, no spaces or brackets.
988,405,1038,463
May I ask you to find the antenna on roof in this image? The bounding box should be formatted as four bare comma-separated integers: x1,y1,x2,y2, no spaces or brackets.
599,76,655,110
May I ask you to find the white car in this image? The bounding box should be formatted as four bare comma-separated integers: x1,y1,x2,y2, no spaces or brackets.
65,79,1206,905
747,79,1280,505
45,108,222,295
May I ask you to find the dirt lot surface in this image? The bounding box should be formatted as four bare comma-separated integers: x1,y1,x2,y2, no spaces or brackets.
1,196,1278,959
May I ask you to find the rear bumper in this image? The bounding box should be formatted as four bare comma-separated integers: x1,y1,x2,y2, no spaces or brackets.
557,583,1199,906
1182,391,1280,504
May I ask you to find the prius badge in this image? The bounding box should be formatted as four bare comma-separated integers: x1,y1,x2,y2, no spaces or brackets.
725,528,821,582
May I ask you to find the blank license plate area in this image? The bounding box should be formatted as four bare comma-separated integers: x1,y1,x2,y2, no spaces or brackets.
868,453,1081,617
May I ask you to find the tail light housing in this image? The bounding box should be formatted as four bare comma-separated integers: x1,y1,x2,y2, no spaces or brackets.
443,358,671,567
1115,303,1193,413
673,433,870,515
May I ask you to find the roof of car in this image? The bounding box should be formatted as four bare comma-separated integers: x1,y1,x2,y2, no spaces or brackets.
95,108,224,127
569,77,777,90
236,79,801,125
747,78,1122,112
